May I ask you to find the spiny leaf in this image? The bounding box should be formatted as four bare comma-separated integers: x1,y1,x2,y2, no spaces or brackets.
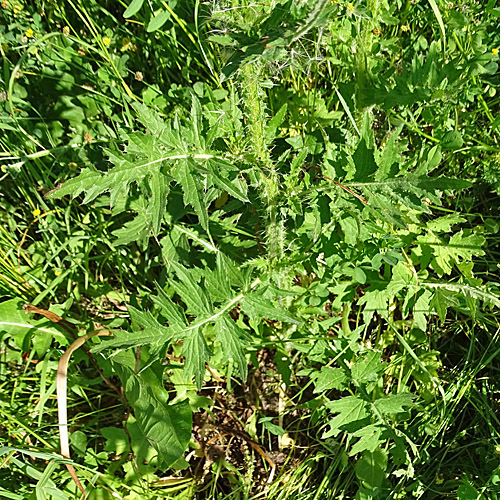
216,315,248,380
113,212,150,247
132,102,166,135
182,328,211,389
148,170,169,235
151,287,187,328
169,262,212,316
241,294,301,324
208,159,248,202
175,159,209,231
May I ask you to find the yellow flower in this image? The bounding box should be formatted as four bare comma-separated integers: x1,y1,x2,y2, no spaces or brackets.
63,26,70,36
13,5,21,14
54,270,61,276
435,474,444,485
25,28,34,38
347,3,354,12
32,208,41,217
102,36,111,46
401,24,410,32
493,48,499,56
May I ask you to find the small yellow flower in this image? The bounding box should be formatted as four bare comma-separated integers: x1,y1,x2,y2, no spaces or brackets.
102,36,111,46
347,3,354,12
121,36,131,51
493,48,499,56
435,474,444,485
13,5,21,14
401,24,410,32
68,162,77,170
32,208,41,218
54,270,61,276
25,28,34,38
62,25,70,36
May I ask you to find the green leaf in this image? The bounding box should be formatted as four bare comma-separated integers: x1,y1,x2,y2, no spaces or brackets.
355,449,387,489
113,212,150,246
169,262,212,316
311,366,349,393
147,10,171,32
113,359,192,469
132,102,166,135
265,103,287,142
325,396,370,437
0,299,67,351
241,294,301,324
182,328,211,389
457,483,480,500
373,393,416,415
216,315,248,380
350,424,385,456
124,0,144,17
351,351,384,385
149,170,169,235
175,159,209,231
441,130,464,151
151,287,187,328
208,159,248,202
418,230,485,276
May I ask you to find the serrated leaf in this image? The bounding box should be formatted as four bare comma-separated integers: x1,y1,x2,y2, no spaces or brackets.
208,159,248,202
373,393,416,415
325,396,370,437
204,268,232,302
169,262,212,315
124,0,144,17
358,284,391,325
386,262,416,297
418,230,485,276
350,424,385,456
216,315,248,380
190,94,203,150
151,287,187,328
175,159,209,231
426,214,466,233
113,212,150,246
216,252,245,288
241,294,301,324
351,351,384,385
351,138,377,182
182,328,211,389
147,9,171,32
311,366,349,393
149,170,169,234
91,328,172,354
429,287,459,322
